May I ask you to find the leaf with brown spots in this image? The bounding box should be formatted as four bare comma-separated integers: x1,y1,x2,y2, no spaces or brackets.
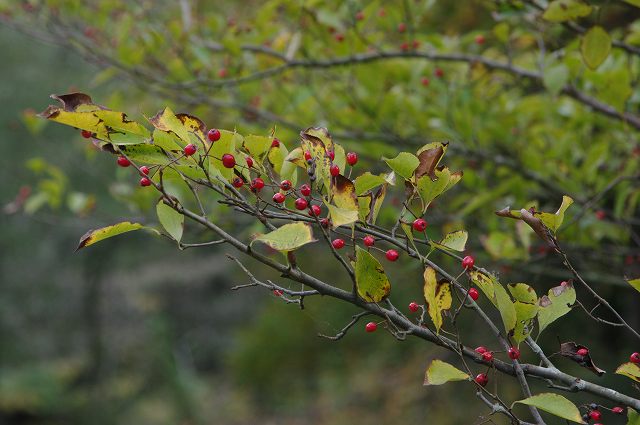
415,142,448,179
331,174,358,212
355,246,391,302
423,267,452,333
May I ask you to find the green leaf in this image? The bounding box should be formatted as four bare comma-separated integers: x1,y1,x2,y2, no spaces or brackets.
469,271,516,335
416,167,452,212
148,107,190,145
423,360,470,386
76,221,144,250
615,362,640,383
423,267,452,333
628,408,640,425
542,0,592,22
508,283,538,304
251,222,316,252
331,175,359,212
543,64,569,96
625,277,640,293
538,282,576,335
431,230,468,252
382,152,420,180
623,0,640,6
513,393,585,423
582,26,611,70
156,201,184,242
513,301,538,344
355,246,391,303
243,134,272,162
354,172,387,195
117,144,171,165
327,204,359,228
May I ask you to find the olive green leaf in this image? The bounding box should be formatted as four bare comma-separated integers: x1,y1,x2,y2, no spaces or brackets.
423,359,470,386
156,201,184,242
423,267,452,333
331,174,358,212
628,408,640,425
76,221,145,251
615,362,640,383
625,277,640,293
430,230,468,252
513,393,585,424
251,222,316,252
382,152,420,180
355,246,391,303
542,0,592,22
508,283,538,304
538,281,576,335
582,26,611,70
354,172,387,195
469,271,516,336
327,204,359,228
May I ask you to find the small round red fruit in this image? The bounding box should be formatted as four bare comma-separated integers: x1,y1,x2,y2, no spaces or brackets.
365,322,377,333
245,156,254,168
589,410,602,421
273,289,283,297
320,218,330,228
330,164,340,176
363,235,375,247
412,218,427,232
300,184,311,196
251,177,264,191
221,154,236,168
595,210,606,220
232,177,244,188
327,150,335,161
346,152,358,166
332,238,345,249
386,249,399,262
184,143,197,156
334,33,344,42
207,128,221,142
273,193,285,204
612,406,624,414
475,373,488,387
295,198,308,210
398,22,406,33
139,166,150,175
630,352,640,363
117,156,131,167
462,255,475,269
271,138,280,148
576,348,589,357
508,347,520,360
474,346,488,354
421,77,430,86
482,351,494,362
304,151,312,161
468,287,479,301
309,204,321,216
355,11,364,21
475,34,485,45
139,177,151,187
400,42,409,51
409,302,419,312
280,180,292,191
217,68,228,78
435,67,444,78
81,129,92,138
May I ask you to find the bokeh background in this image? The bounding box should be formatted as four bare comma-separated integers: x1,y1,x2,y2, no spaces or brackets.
1,1,639,424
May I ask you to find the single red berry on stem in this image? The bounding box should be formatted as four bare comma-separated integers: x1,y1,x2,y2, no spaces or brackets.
309,204,321,216
273,193,285,203
332,238,345,249
468,287,479,301
334,33,344,42
320,218,330,228
475,373,488,387
330,164,340,176
355,11,364,21
295,198,308,210
221,154,236,168
304,151,312,160
475,346,488,354
412,218,427,232
408,302,419,312
577,348,589,356
245,156,254,168
475,34,485,45
482,351,494,362
251,177,264,191
365,322,377,333
462,255,475,269
217,68,228,78
595,210,606,220
300,184,311,196
207,128,221,142
139,177,151,187
630,352,640,363
81,129,92,138
327,150,335,161
363,235,375,247
398,22,406,33
421,77,430,87
117,156,131,167
232,177,244,188
271,138,280,148
139,166,150,175
612,406,624,414
412,40,420,49
346,152,358,166
589,410,602,421
400,42,409,51
386,249,399,262
184,143,197,156
435,67,444,78
280,180,292,191
508,347,520,360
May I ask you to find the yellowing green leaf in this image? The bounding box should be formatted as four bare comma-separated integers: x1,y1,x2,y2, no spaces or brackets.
423,267,452,333
383,152,420,180
331,175,358,211
156,201,184,242
251,222,316,252
354,172,387,195
327,204,359,228
76,221,144,250
243,135,272,162
423,359,470,386
615,362,640,383
508,283,538,304
431,230,468,252
582,26,611,70
542,0,592,22
538,282,576,335
469,271,516,335
513,301,538,344
513,393,585,424
625,277,640,293
623,0,640,6
148,107,190,145
628,408,640,425
355,246,391,302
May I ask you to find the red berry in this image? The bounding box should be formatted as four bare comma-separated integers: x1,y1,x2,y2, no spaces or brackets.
280,180,292,191
400,42,409,51
334,33,344,42
508,347,520,360
612,406,624,414
273,193,285,203
309,204,321,216
475,34,485,45
355,11,364,21
468,287,479,301
560,280,569,287
398,22,406,33
330,164,340,177
245,156,254,168
435,67,444,78
365,322,377,333
412,40,420,49
184,143,197,156
595,210,606,220
81,129,92,138
332,238,345,249
421,77,430,86
300,184,311,196
409,302,419,312
346,152,358,166
377,8,386,17
217,68,228,78
232,177,244,188
320,218,330,228
589,410,602,421
630,352,640,363
386,249,399,262
295,198,308,210
271,138,280,148
207,128,221,142
474,346,488,354
117,156,131,167
475,373,488,387
139,177,151,187
363,235,375,247
462,255,475,269
577,348,589,356
139,166,150,175
251,177,264,191
304,151,312,160
327,150,335,161
412,218,427,232
221,153,236,168
273,289,283,297
482,351,494,362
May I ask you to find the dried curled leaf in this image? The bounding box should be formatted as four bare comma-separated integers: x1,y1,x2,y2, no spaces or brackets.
560,341,606,376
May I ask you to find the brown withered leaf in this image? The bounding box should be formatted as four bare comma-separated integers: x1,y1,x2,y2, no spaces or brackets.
415,143,447,179
560,342,606,376
50,93,95,111
331,174,358,211
519,209,557,248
